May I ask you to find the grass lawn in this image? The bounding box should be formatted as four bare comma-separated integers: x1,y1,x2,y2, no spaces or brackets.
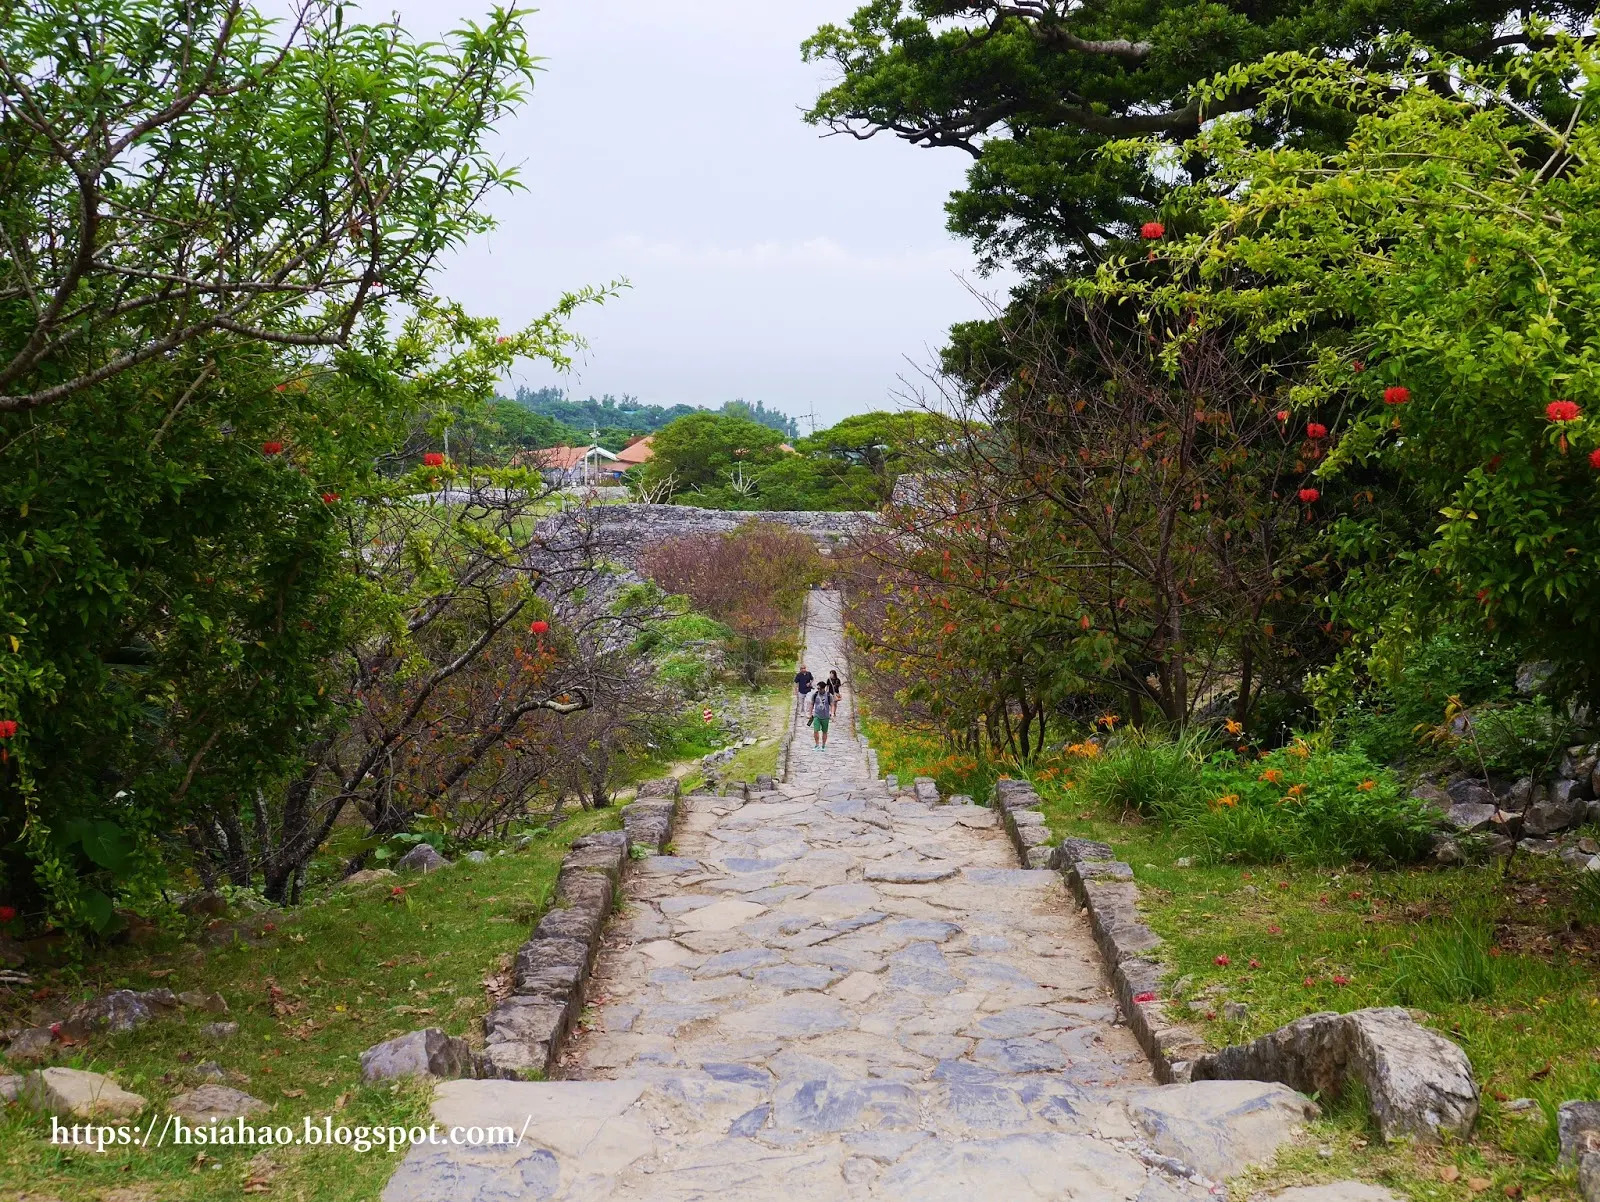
0,808,618,1202
1037,788,1599,1201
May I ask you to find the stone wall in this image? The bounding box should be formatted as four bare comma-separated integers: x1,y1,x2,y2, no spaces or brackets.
537,503,874,564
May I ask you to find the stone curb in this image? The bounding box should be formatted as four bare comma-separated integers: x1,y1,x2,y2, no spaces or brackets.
480,787,681,1080
993,778,1205,1084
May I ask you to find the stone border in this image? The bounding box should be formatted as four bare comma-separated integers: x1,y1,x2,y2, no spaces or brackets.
993,778,1206,1085
479,784,681,1079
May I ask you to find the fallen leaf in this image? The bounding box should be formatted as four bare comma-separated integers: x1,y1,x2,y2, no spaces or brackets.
1468,1178,1492,1193
1439,1166,1460,1182
1529,1063,1551,1080
281,1088,305,1098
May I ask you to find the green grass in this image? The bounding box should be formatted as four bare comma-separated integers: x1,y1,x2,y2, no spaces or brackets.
0,808,618,1201
1035,782,1597,1200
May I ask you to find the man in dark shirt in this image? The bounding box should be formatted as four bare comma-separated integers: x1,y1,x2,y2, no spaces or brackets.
793,664,814,722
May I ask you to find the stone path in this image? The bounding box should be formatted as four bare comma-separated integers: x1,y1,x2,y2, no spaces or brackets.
384,591,1319,1201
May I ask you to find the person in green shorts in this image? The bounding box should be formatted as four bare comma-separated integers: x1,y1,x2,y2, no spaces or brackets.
809,684,834,751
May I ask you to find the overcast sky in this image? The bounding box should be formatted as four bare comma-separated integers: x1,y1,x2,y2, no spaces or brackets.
397,0,1008,431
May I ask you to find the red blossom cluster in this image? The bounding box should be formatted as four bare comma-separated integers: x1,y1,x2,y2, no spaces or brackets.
529,620,549,635
261,441,284,455
321,493,339,504
1140,221,1165,240
0,720,17,738
1298,488,1320,503
1547,400,1581,422
422,452,446,467
1305,422,1328,440
1383,386,1410,406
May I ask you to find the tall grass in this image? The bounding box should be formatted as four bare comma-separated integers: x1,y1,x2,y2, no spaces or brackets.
1073,728,1207,818
1389,918,1500,1006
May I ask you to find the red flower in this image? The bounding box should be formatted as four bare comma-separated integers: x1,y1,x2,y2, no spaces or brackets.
529,620,549,635
1306,423,1328,440
1331,974,1350,986
1383,386,1411,406
321,493,339,504
274,383,287,393
1303,976,1317,987
1132,991,1157,1003
1214,954,1231,966
1547,400,1581,423
0,720,16,738
1275,410,1290,423
1140,221,1165,240
496,337,510,344
1277,881,1289,890
1248,958,1261,969
1298,488,1320,504
261,441,284,455
1268,924,1282,934
1476,588,1490,604
422,452,446,467
0,906,15,922
1351,360,1365,373
1590,448,1600,470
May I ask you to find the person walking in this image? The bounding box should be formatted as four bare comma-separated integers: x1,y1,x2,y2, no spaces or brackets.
793,663,814,722
809,684,835,751
826,669,843,701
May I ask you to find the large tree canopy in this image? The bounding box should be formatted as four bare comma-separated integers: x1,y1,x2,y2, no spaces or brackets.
803,0,1591,273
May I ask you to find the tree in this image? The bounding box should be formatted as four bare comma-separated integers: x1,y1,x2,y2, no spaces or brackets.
639,412,787,498
0,0,537,413
802,1,1590,274
1094,38,1600,696
639,523,828,685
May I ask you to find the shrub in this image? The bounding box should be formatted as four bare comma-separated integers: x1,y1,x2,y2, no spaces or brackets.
1183,745,1437,866
1073,729,1206,818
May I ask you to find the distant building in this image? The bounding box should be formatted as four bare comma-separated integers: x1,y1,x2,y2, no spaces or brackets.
614,435,655,469
513,443,625,486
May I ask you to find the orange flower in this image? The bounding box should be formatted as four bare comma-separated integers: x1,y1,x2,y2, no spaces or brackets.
1285,783,1306,798
1259,768,1283,784
1357,779,1375,791
1224,719,1243,735
1210,793,1239,811
1097,713,1120,730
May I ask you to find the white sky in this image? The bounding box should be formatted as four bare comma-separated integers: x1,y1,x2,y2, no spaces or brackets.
395,0,1009,430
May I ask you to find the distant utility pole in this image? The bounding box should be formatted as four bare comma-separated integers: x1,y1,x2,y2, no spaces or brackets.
806,402,818,438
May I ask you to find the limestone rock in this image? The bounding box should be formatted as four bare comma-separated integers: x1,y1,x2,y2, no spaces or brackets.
170,1084,270,1123
1446,778,1496,808
1060,836,1116,863
637,777,681,800
1581,1152,1600,1202
1524,784,1588,836
1407,782,1451,813
394,843,450,873
1123,1080,1318,1180
5,1027,55,1064
23,1067,147,1119
0,1074,22,1101
202,1021,239,1041
341,868,399,889
362,1028,476,1083
1444,801,1497,833
1191,1008,1478,1143
61,988,170,1037
1559,1100,1600,1164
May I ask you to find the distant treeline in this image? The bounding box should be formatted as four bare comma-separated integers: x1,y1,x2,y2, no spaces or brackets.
510,388,799,440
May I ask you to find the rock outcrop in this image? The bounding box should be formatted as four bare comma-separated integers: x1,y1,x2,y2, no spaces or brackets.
1190,1007,1479,1143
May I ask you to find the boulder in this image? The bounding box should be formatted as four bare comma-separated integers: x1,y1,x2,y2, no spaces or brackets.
22,1067,146,1119
1427,834,1465,865
1499,777,1535,813
61,988,179,1038
1444,802,1497,834
1446,779,1496,809
1559,1101,1600,1164
202,1021,239,1042
4,1027,55,1065
1524,782,1589,836
1516,660,1555,695
169,1084,270,1123
394,843,450,873
1190,1007,1478,1143
636,777,681,800
1408,782,1452,814
1582,1153,1600,1202
341,868,398,889
361,1028,476,1083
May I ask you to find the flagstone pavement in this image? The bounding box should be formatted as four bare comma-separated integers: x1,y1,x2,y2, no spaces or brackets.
383,591,1319,1201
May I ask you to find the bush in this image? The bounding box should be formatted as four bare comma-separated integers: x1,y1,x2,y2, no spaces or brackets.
864,720,997,801
1183,745,1437,866
1470,700,1574,777
1072,729,1206,818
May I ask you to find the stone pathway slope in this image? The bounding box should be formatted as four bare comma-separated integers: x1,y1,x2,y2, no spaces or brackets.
384,591,1319,1202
